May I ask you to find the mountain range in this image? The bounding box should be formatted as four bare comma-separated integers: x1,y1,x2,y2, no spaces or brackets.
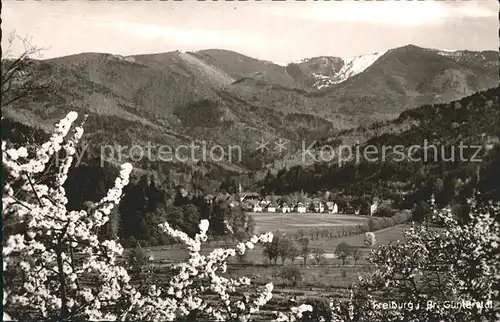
3,44,498,188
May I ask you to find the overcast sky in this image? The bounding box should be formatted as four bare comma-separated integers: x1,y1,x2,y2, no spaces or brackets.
2,1,498,64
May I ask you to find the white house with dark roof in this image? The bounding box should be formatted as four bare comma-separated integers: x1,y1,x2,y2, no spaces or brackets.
265,200,278,212
295,202,307,213
280,202,292,213
370,201,379,216
240,192,260,201
318,201,325,213
326,202,339,214
251,201,263,213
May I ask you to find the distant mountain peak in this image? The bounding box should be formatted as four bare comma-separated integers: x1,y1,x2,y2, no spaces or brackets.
395,44,424,51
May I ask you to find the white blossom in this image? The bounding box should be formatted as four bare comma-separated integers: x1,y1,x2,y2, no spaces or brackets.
2,112,279,321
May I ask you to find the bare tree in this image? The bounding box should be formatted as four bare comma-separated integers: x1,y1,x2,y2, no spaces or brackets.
313,247,325,265
289,243,300,264
262,235,280,265
335,242,352,266
352,248,362,266
299,237,312,267
1,31,44,109
277,238,294,265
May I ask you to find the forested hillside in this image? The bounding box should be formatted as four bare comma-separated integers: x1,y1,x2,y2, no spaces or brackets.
261,87,500,210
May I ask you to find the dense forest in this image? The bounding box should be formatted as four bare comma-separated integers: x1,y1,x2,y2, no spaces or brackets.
2,119,251,247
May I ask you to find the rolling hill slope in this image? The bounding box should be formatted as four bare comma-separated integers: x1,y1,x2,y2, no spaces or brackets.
3,44,498,190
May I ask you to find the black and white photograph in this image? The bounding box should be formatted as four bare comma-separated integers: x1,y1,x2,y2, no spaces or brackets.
1,1,499,321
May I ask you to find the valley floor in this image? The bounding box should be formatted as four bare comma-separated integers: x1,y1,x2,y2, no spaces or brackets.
146,260,368,320
135,223,410,319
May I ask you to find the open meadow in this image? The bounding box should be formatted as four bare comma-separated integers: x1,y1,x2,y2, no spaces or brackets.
141,217,411,319
147,221,410,264
250,212,374,234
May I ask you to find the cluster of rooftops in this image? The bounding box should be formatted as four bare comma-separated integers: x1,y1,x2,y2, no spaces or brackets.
199,190,382,215
203,192,366,214
212,188,388,215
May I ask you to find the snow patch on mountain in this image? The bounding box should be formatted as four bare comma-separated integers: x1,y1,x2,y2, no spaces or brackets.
311,51,386,89
339,51,386,80
434,49,499,67
111,54,136,63
273,61,289,67
292,57,312,64
435,50,460,58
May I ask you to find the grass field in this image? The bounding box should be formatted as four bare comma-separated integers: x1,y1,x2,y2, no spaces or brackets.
134,217,411,318
250,212,374,234
308,223,408,251
146,218,408,265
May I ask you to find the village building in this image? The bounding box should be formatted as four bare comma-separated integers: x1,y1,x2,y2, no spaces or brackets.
295,202,307,213
309,200,325,213
259,199,270,208
251,201,263,213
240,192,261,201
326,202,339,214
224,194,239,208
370,202,379,216
279,202,292,213
265,200,278,213
204,194,215,204
308,201,317,212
